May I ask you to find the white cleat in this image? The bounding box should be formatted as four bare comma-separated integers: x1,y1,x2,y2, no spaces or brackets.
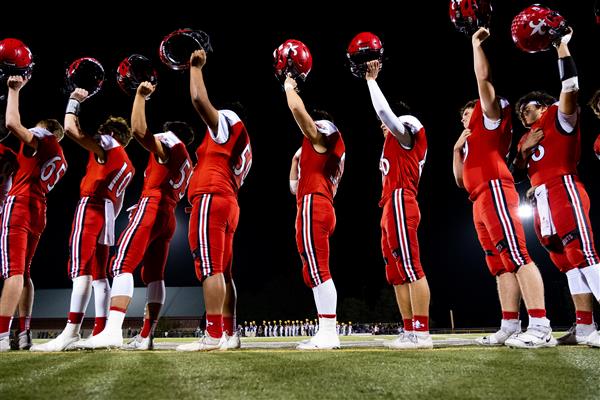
77,330,123,349
383,330,410,348
18,330,32,350
505,325,557,349
224,333,241,350
476,327,521,346
176,333,227,352
297,331,340,350
122,334,153,350
30,332,80,352
586,330,600,347
388,332,433,350
0,335,10,352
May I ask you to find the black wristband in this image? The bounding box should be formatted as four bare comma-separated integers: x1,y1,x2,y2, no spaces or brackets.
558,56,577,81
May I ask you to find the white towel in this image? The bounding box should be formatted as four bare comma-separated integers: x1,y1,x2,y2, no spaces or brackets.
534,184,557,237
98,199,116,245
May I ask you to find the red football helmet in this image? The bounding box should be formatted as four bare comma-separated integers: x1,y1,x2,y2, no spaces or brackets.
449,0,492,36
65,57,105,97
511,5,569,53
346,32,383,79
0,38,34,80
273,39,312,83
159,28,212,71
117,54,158,96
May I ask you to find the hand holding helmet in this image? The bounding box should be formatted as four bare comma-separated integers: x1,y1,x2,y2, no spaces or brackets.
190,49,207,69
7,75,28,91
116,54,158,97
160,29,212,70
65,57,105,97
136,81,155,98
511,5,569,53
347,32,383,79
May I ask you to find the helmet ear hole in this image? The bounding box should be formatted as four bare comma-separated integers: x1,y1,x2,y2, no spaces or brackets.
116,54,158,96
511,5,569,53
449,0,492,36
65,57,105,97
346,32,383,79
273,39,313,85
159,29,212,71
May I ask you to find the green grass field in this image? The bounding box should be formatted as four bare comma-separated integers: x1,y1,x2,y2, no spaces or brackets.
1,336,599,399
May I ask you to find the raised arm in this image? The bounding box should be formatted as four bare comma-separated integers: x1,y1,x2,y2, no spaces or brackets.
189,49,219,133
472,28,500,121
555,29,578,117
283,75,327,153
131,82,168,161
452,129,471,188
365,60,411,148
5,76,36,148
64,88,106,161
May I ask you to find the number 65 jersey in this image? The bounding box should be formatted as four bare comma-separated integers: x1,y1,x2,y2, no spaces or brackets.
188,110,252,202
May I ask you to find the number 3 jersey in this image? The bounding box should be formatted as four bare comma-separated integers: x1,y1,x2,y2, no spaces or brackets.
188,110,252,202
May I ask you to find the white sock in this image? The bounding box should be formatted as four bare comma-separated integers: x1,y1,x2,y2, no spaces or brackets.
580,264,600,301
576,323,596,337
500,319,520,331
529,317,550,328
105,310,125,334
92,279,110,318
312,279,337,316
70,275,92,314
318,316,337,334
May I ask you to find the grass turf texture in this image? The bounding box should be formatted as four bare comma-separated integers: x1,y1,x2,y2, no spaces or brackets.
1,345,599,399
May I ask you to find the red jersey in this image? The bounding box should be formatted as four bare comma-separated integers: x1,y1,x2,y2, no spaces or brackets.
0,144,18,208
141,132,192,206
296,120,346,202
188,110,252,202
379,115,427,205
9,127,67,199
80,135,134,204
518,104,580,187
462,99,514,198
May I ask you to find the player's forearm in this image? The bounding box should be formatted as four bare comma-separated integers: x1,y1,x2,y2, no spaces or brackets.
367,80,405,136
190,67,219,132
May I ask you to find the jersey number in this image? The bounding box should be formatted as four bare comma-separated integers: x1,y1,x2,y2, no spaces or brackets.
41,156,67,192
170,159,192,199
233,143,252,186
108,162,133,198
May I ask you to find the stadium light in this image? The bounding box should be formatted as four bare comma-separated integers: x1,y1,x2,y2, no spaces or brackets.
518,204,533,219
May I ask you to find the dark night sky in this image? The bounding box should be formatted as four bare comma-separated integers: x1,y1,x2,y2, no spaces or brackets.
1,1,599,327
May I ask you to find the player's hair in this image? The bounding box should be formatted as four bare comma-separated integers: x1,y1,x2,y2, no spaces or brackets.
516,91,556,126
460,99,478,117
163,121,194,145
589,89,600,118
224,101,247,123
37,119,64,141
309,109,334,124
98,116,132,146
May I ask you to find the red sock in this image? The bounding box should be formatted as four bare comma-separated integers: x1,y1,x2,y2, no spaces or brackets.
403,318,413,331
413,315,429,332
140,318,158,338
223,316,235,336
0,315,11,335
502,311,519,320
67,312,84,324
576,310,593,325
19,316,31,333
93,317,107,336
206,314,223,338
528,309,546,318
